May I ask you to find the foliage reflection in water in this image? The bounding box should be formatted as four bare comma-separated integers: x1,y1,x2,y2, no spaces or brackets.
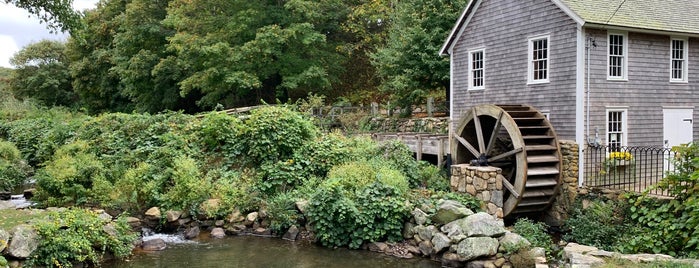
107,235,440,268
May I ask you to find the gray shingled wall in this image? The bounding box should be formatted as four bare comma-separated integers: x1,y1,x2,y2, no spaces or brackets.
585,29,699,147
450,0,579,140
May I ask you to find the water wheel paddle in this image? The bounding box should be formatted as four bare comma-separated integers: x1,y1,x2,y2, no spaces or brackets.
451,104,562,217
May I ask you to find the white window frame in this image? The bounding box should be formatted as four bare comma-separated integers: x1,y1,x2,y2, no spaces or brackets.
607,32,628,81
468,48,485,90
670,37,689,83
606,108,628,151
528,35,550,84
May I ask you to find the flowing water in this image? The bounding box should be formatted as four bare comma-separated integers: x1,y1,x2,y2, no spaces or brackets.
106,235,440,268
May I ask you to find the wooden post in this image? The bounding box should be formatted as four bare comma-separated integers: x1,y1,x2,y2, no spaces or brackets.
417,135,423,161
438,137,445,167
371,102,379,116
427,97,434,117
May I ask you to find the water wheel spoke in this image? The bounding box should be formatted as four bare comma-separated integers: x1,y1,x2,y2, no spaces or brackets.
471,107,486,154
455,135,480,157
488,147,523,162
485,111,504,156
502,174,520,199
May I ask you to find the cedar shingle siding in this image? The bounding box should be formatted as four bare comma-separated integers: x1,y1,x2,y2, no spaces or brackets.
446,0,698,147
450,0,578,140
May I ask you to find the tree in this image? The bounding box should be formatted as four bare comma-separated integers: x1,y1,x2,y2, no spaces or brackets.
8,40,75,106
67,0,131,113
371,0,467,113
4,0,81,33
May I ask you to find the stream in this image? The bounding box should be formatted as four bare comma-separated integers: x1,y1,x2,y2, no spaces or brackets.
106,234,440,268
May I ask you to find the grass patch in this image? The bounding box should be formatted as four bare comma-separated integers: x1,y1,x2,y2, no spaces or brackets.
0,209,45,230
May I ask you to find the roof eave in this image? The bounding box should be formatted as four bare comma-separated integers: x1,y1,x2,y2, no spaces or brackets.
439,0,478,56
584,23,699,38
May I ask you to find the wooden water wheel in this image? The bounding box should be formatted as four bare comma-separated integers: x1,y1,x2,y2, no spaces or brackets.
451,104,562,217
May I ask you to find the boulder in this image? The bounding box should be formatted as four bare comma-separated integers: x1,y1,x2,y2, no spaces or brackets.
244,212,259,226
403,222,416,239
166,210,182,222
416,225,437,241
227,209,245,223
8,225,39,258
215,220,225,227
295,200,309,215
258,209,268,220
498,232,531,252
142,238,166,251
563,243,598,260
455,237,499,261
442,212,506,238
253,228,271,236
144,207,161,220
368,242,388,253
431,200,474,225
431,232,451,253
0,191,10,200
412,208,429,225
23,189,35,200
282,225,299,241
418,240,434,256
0,228,10,252
126,217,141,228
441,252,466,267
226,224,247,235
103,223,118,237
0,200,16,210
211,227,226,238
184,226,200,239
567,252,604,267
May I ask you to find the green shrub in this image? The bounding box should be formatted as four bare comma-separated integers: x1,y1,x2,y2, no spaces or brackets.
307,161,410,248
161,156,211,213
372,140,423,188
0,140,31,192
35,141,107,206
418,162,449,191
194,112,243,161
240,106,318,165
563,199,627,251
513,218,554,257
208,169,259,217
29,208,137,267
408,190,483,216
266,192,302,234
616,143,699,258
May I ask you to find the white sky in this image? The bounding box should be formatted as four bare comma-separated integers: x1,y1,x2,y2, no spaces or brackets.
0,0,98,68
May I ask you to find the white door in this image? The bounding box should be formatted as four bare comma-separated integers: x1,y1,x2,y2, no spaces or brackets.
663,108,694,148
663,108,693,172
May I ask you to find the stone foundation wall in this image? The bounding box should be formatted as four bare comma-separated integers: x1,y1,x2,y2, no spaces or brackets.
449,140,580,224
450,165,505,218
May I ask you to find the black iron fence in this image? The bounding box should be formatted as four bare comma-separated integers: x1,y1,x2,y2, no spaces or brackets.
583,145,677,196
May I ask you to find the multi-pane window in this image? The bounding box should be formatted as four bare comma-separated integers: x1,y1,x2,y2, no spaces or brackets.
608,33,627,80
671,38,688,82
607,110,627,152
468,49,484,90
528,36,549,83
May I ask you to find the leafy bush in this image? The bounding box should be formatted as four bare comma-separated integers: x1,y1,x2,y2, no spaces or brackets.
194,112,242,161
207,169,259,217
266,192,302,234
0,140,31,192
35,141,107,206
372,140,423,188
29,209,137,267
307,161,410,248
617,143,699,258
240,106,318,165
1,113,84,167
563,199,627,251
408,190,483,216
161,156,211,213
513,218,554,257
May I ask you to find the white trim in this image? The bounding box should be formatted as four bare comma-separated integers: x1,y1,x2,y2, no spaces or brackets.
528,34,551,84
576,25,585,186
605,108,628,148
449,53,454,123
440,0,481,55
550,0,586,25
468,48,485,90
585,23,699,38
607,31,628,81
670,37,689,83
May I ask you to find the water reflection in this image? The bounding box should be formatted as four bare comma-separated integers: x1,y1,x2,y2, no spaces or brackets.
108,236,440,268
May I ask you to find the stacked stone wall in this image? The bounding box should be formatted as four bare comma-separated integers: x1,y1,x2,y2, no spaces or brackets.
450,165,505,219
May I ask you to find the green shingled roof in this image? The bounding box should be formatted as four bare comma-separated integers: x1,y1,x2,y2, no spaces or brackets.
560,0,699,34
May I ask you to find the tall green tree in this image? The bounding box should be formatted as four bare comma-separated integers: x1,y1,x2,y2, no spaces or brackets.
67,0,131,113
111,0,190,113
371,0,467,112
4,0,81,33
8,40,75,106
